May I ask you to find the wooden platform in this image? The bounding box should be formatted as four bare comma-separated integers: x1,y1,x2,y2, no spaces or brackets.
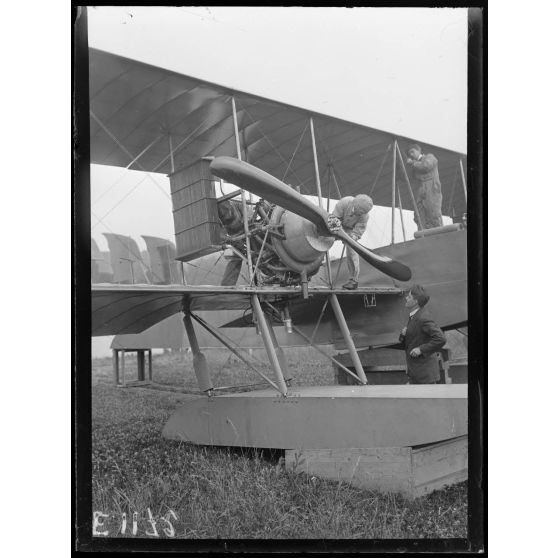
162,384,467,450
285,435,468,499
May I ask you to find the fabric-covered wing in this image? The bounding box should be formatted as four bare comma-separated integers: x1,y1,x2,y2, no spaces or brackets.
89,48,467,218
92,285,253,336
92,284,402,336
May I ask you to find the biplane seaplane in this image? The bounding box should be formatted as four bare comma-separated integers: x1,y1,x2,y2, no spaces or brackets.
89,48,468,492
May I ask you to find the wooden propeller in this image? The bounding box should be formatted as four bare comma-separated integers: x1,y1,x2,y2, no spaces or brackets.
209,157,412,282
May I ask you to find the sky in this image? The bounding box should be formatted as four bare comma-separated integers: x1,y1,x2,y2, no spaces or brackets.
88,6,466,252
88,7,467,152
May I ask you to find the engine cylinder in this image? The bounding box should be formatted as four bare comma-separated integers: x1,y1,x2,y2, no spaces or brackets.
269,207,335,274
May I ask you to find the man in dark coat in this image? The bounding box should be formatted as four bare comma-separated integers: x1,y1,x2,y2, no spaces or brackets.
406,144,443,229
399,284,446,384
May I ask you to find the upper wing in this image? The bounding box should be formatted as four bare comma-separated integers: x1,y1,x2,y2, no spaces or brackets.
89,48,467,218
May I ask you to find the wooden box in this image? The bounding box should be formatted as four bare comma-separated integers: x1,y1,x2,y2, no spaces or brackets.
169,159,224,262
335,348,408,385
449,359,468,384
285,435,468,499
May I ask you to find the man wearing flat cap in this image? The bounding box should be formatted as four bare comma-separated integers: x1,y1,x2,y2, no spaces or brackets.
406,144,443,229
331,194,374,290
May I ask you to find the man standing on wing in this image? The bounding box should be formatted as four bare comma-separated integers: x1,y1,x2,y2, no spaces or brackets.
399,284,446,384
406,143,443,229
331,194,374,290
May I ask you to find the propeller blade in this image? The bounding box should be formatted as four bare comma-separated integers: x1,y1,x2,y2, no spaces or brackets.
210,156,412,282
210,157,330,233
335,229,412,282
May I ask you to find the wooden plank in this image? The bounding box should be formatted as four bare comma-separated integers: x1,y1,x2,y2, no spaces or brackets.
137,350,145,381
117,379,152,388
120,350,125,385
411,435,468,497
112,349,119,386
365,371,408,385
336,367,408,386
285,447,413,496
449,363,468,384
163,385,468,450
336,348,406,368
283,437,468,499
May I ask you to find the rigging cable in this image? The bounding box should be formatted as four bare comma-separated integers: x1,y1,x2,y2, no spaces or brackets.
91,111,215,229
92,133,164,206
90,111,172,203
369,143,391,196
282,120,309,182
200,252,225,283
235,99,307,187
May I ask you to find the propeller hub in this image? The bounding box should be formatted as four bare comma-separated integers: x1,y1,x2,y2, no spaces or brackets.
269,207,334,275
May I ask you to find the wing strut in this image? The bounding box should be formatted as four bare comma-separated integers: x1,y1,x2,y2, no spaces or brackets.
263,300,364,385
309,116,334,288
181,296,213,394
251,294,289,396
329,294,368,385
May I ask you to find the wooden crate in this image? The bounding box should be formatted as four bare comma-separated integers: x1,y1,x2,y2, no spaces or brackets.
334,348,460,385
335,348,408,385
285,435,467,499
168,159,224,262
449,360,468,384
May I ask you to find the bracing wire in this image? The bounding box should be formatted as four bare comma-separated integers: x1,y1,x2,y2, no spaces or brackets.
92,175,154,229
91,111,215,230
92,133,164,206
282,120,309,182
369,144,391,196
234,98,308,187
200,252,224,283
90,111,172,203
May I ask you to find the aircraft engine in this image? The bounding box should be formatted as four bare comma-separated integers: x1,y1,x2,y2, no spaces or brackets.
267,206,335,277
238,201,334,285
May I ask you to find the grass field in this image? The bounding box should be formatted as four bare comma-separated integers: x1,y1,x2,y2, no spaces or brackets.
92,349,468,539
